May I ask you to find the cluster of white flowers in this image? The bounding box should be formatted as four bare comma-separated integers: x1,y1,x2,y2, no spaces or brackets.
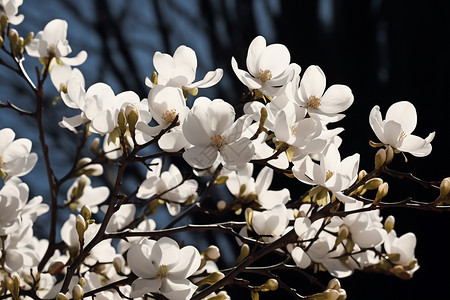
0,2,444,299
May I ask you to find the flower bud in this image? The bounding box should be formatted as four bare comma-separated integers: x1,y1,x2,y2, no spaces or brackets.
363,178,383,190
0,13,7,33
76,214,87,241
245,207,253,231
385,145,394,165
308,289,340,300
384,215,395,233
214,176,228,185
204,245,220,261
374,148,386,169
439,177,450,200
6,276,20,300
327,278,341,291
196,272,225,287
207,291,230,300
8,28,19,54
235,244,250,265
374,182,389,205
334,226,349,248
113,256,126,274
90,137,100,154
24,32,34,46
258,278,278,292
48,261,66,275
118,110,127,134
258,107,268,132
0,36,3,48
126,105,139,133
80,205,92,221
72,284,84,300
251,291,259,300
357,170,367,182
217,200,227,211
150,71,158,85
56,293,70,300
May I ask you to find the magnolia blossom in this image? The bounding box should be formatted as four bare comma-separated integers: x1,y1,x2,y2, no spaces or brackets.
145,45,223,93
248,204,290,242
128,237,201,300
294,66,354,122
369,101,435,157
293,143,360,203
0,128,38,179
384,230,417,267
25,19,87,66
0,0,23,25
224,164,290,209
182,97,254,169
136,158,198,216
232,35,300,97
0,177,28,235
101,204,136,233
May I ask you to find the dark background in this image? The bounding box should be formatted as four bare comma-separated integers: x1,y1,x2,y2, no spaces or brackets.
0,1,449,299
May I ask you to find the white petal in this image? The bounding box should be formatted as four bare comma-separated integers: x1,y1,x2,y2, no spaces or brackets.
300,65,326,101
292,247,311,269
386,101,417,135
161,278,197,300
169,246,201,278
154,52,175,80
220,138,254,167
257,44,290,78
246,36,267,76
398,133,434,157
183,146,219,169
127,243,157,278
130,278,161,298
319,84,354,114
59,50,88,66
156,237,181,268
369,105,386,143
158,131,189,152
231,57,262,89
255,167,273,195
185,69,223,89
383,121,403,147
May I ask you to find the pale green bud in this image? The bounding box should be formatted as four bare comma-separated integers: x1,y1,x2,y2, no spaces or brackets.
126,105,139,133
235,244,250,265
0,36,3,48
118,110,127,134
374,182,389,205
214,176,228,185
357,170,367,182
8,28,18,54
76,214,87,241
251,291,259,300
258,278,278,292
308,289,339,300
0,13,7,35
23,32,34,46
374,148,386,169
385,145,394,164
439,177,450,200
334,226,349,248
363,178,384,190
384,215,395,233
6,276,20,300
245,207,253,231
150,71,158,85
258,107,268,132
80,205,92,221
90,137,100,154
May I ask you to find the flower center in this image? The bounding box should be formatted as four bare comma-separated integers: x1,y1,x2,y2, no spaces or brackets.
325,170,334,182
307,95,321,109
258,69,272,82
156,265,169,278
291,125,296,135
162,109,178,124
210,134,225,149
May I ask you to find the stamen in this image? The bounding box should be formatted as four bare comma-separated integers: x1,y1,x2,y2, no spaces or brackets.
210,134,225,149
398,130,407,141
307,95,321,109
258,69,272,82
162,109,177,124
156,265,169,278
291,125,296,135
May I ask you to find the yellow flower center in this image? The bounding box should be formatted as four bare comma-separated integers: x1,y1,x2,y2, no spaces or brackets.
258,69,272,82
162,109,178,124
307,95,321,109
210,134,225,149
291,125,296,135
156,265,169,278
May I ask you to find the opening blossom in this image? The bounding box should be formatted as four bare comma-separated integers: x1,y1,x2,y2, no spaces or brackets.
369,100,435,157
0,0,24,25
25,19,87,67
232,35,301,98
0,128,37,180
182,97,255,169
127,237,201,300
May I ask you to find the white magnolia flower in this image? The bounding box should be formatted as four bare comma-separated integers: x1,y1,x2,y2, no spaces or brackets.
117,218,156,254
231,35,301,97
145,45,223,92
294,65,354,122
384,230,417,267
369,101,435,157
182,97,254,169
0,128,38,179
101,203,136,233
224,164,290,209
0,177,28,235
25,19,87,66
65,174,109,214
249,204,290,242
0,0,24,25
136,158,198,216
292,143,360,203
128,237,201,300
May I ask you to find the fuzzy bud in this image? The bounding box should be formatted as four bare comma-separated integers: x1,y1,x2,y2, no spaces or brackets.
384,215,395,233
439,177,450,200
374,148,386,169
24,32,34,46
374,182,389,205
235,244,250,265
196,272,225,287
76,214,87,241
80,205,92,221
204,245,220,261
118,110,127,134
48,261,66,275
90,137,100,154
385,145,394,164
56,293,69,300
8,28,19,54
72,284,84,300
126,105,139,133
363,178,383,190
6,276,20,300
334,226,349,248
258,278,278,292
